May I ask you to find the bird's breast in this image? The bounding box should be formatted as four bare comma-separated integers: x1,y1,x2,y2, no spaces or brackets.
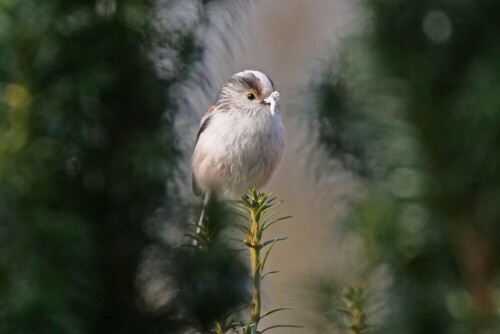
192,111,284,197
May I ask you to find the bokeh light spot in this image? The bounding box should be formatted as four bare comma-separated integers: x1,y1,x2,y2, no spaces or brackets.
4,84,29,109
95,0,117,18
401,203,428,233
389,168,420,198
423,10,452,44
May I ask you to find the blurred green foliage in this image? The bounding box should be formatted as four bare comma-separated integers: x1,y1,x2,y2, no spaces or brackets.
0,0,183,332
0,0,255,333
168,196,250,332
316,0,500,332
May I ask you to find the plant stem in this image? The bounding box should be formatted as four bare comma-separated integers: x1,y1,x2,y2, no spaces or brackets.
250,209,261,326
242,199,263,334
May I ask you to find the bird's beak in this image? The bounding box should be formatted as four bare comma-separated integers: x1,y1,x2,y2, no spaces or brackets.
262,91,280,115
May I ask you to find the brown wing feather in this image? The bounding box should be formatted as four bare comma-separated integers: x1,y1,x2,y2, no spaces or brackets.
202,104,216,120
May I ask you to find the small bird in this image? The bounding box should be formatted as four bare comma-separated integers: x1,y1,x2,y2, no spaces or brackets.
192,70,285,228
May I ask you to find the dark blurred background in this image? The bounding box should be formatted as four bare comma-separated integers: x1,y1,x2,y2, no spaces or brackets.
1,0,500,333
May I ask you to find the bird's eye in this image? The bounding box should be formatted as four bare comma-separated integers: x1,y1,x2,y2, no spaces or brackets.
247,92,256,100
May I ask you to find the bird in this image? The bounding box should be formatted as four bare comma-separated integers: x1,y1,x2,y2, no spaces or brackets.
191,70,285,233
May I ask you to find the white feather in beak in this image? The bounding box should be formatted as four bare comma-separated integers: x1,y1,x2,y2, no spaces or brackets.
264,91,280,115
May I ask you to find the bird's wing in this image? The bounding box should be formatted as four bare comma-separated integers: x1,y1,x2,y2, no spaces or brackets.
192,105,216,196
200,104,216,125
194,106,215,148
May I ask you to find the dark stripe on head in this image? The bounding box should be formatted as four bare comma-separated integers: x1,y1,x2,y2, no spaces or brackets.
230,73,262,94
266,74,275,90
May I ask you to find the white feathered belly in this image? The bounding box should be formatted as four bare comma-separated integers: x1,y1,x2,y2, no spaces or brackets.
192,112,285,198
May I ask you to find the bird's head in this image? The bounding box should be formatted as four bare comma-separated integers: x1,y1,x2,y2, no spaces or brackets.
216,70,280,115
